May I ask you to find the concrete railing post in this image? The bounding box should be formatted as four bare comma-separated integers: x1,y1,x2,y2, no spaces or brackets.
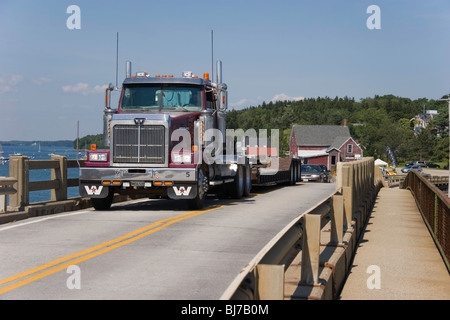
254,264,285,300
331,194,344,244
301,213,321,285
9,156,29,210
0,177,17,212
51,155,67,201
0,192,5,212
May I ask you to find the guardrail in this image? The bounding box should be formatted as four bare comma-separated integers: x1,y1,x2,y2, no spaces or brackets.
7,155,85,211
386,173,449,188
0,177,17,212
386,174,406,188
221,157,383,300
402,171,450,271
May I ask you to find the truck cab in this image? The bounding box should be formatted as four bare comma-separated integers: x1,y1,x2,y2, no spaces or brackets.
79,62,251,210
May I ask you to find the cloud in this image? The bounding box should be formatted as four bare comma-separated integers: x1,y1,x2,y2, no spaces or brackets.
270,93,304,102
0,74,24,94
62,82,108,95
229,98,258,109
32,77,52,85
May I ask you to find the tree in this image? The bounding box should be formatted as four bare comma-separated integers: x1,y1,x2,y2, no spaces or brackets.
411,127,436,161
73,134,105,150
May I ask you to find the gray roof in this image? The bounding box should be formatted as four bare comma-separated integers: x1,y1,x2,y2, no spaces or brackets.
292,125,351,147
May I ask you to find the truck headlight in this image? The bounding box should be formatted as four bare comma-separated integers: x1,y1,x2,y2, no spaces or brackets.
172,153,192,164
89,152,108,162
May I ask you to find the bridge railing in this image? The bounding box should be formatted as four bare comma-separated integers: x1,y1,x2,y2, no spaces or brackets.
402,170,450,271
0,177,17,212
386,172,448,188
7,155,85,211
223,157,384,300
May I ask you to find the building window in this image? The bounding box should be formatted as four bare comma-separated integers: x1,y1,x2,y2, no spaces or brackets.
347,144,353,154
331,156,336,165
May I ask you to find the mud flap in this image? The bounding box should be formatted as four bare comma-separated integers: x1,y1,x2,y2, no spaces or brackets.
79,184,110,198
167,184,198,200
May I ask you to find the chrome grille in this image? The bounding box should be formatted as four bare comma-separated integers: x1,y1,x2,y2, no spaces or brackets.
113,125,165,164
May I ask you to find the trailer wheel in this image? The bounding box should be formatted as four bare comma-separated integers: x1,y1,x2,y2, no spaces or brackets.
91,190,113,210
232,165,244,199
290,165,296,185
187,167,208,210
243,164,252,197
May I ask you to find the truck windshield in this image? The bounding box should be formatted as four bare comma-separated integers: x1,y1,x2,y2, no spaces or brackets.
120,84,203,111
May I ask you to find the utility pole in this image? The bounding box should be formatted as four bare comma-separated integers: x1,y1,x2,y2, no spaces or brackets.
438,96,450,197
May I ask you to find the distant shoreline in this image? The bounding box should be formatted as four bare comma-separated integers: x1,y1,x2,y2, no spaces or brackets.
0,140,73,147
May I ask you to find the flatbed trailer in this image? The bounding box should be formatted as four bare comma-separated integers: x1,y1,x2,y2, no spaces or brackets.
251,157,301,186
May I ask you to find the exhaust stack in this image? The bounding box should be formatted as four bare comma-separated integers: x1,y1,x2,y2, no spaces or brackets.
126,60,132,79
216,60,227,137
216,60,222,85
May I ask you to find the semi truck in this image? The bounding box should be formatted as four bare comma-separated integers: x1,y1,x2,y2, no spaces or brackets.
79,61,301,210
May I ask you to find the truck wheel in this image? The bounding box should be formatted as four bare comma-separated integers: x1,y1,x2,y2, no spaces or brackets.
91,191,113,210
187,167,208,210
232,165,244,199
243,164,252,197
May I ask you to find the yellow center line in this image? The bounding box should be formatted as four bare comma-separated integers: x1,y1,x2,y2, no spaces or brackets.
0,203,226,295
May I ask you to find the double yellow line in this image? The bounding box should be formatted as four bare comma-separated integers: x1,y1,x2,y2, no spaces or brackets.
0,203,225,295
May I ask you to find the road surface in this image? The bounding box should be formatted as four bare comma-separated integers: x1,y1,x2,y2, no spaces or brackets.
0,182,336,300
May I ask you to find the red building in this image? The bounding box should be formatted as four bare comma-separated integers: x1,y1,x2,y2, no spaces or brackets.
289,125,363,171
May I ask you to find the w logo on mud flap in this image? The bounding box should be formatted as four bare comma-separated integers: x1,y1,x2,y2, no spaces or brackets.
84,185,103,196
172,186,192,196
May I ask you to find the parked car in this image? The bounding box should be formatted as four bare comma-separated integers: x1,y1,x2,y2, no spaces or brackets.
401,165,423,173
414,161,427,167
425,162,440,168
405,161,415,167
301,165,328,182
406,161,438,168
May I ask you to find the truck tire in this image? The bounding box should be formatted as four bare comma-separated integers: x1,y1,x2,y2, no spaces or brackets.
243,164,252,197
91,191,113,210
187,167,208,210
232,165,244,199
290,164,296,185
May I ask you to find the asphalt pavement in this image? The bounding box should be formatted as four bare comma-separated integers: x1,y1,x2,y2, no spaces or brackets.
0,182,336,299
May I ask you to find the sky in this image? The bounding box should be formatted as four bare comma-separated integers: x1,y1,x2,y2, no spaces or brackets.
0,0,449,141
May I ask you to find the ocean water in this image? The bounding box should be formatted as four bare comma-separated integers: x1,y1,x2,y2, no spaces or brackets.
0,144,86,204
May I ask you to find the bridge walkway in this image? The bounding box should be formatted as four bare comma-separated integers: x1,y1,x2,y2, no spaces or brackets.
339,187,450,300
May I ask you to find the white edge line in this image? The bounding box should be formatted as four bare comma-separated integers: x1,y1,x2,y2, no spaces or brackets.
0,197,153,232
0,210,92,232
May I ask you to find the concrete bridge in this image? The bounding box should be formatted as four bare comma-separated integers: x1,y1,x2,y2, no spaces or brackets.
0,156,448,301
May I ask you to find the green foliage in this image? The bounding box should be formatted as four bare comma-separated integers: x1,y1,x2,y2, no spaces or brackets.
73,134,105,150
227,95,449,163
